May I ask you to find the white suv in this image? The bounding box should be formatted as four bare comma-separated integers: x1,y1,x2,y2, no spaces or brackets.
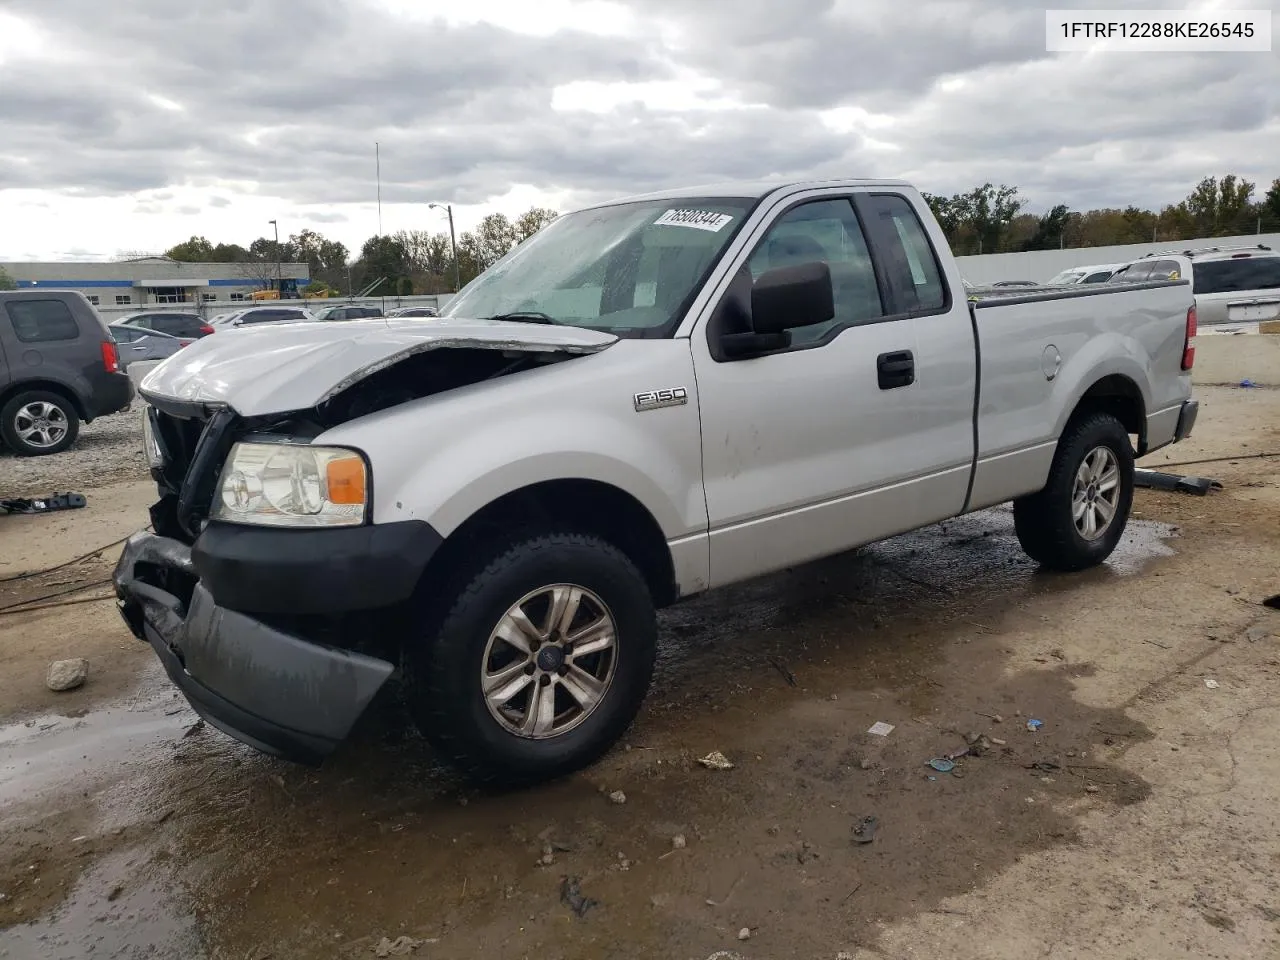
1110,244,1280,325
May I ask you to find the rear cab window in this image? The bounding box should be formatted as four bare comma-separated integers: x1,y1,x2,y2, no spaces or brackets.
5,298,81,343
861,193,948,314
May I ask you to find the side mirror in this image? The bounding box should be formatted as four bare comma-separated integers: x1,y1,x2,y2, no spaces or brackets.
751,261,834,334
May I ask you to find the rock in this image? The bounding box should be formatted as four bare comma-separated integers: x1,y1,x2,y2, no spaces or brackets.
46,659,88,692
1085,784,1101,794
672,834,687,850
738,927,751,941
608,790,627,805
859,758,874,770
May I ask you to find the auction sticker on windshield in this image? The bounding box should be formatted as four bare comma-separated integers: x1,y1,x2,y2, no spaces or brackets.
654,209,735,232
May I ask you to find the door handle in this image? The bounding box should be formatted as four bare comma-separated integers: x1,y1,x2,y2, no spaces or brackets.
876,350,915,389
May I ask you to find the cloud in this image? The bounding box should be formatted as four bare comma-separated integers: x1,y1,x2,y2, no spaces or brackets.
0,0,1276,258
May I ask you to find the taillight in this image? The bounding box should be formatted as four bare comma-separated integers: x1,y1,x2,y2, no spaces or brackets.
199,324,214,335
101,340,120,374
1182,305,1196,371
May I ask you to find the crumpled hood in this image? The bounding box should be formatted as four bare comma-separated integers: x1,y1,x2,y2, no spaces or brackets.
139,316,618,416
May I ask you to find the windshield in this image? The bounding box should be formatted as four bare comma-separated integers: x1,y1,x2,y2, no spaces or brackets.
441,196,757,337
1046,269,1086,285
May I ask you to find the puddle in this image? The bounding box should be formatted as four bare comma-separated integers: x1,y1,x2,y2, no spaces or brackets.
0,671,197,812
0,849,202,960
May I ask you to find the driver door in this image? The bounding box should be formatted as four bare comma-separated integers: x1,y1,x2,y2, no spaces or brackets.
690,191,974,587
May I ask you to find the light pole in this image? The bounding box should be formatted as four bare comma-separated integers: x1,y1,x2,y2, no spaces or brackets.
429,203,461,293
268,219,284,297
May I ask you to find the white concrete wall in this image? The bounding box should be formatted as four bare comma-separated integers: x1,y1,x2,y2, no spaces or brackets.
956,232,1280,285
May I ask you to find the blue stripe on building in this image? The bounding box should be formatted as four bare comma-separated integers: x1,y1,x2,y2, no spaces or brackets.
16,279,133,288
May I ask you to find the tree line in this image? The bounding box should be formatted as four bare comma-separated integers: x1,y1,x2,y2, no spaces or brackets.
924,174,1280,255
160,206,559,296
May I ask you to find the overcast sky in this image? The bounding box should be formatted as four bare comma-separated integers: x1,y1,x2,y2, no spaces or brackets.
1,0,1276,261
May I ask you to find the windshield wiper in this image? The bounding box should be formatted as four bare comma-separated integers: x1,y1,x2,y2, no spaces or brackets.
484,311,558,325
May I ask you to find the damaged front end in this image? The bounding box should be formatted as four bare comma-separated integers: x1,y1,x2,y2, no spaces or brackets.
115,323,613,762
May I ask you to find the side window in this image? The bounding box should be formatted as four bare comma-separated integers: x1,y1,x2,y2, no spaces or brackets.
747,198,884,345
6,299,81,343
1148,259,1181,281
864,194,946,312
1116,262,1154,282
111,326,138,342
1081,271,1112,284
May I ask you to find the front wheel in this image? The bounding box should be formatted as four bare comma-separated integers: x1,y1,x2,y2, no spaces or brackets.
408,532,658,787
1014,411,1135,571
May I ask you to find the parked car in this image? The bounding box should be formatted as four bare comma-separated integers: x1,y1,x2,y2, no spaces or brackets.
112,311,214,340
116,177,1199,786
109,323,188,370
0,290,132,455
209,305,319,329
386,306,439,318
315,304,384,321
1045,263,1127,285
1109,244,1280,325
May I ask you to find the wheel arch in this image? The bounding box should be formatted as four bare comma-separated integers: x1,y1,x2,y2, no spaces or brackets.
0,379,88,422
419,478,679,611
1067,373,1147,453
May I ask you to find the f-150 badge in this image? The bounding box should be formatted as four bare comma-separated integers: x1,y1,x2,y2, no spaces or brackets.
634,387,688,412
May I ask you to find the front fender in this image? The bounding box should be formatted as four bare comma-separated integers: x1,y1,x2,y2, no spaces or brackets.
315,341,707,541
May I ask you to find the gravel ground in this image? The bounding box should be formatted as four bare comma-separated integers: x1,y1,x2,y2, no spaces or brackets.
0,406,148,498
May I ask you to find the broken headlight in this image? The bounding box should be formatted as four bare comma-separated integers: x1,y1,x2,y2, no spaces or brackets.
212,442,369,528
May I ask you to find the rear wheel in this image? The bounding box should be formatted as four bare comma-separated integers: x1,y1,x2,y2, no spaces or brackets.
408,532,657,787
1014,411,1134,571
1,391,80,456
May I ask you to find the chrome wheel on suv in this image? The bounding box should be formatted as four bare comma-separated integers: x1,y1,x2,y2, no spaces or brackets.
1,391,81,456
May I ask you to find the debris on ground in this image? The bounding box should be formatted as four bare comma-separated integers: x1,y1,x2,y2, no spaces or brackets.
373,936,432,957
768,656,798,686
1239,379,1257,388
1133,469,1223,496
1026,719,1044,732
559,876,599,918
697,751,735,770
538,843,555,866
737,927,752,941
608,790,627,805
1027,758,1062,773
1086,784,1101,794
0,492,87,515
866,721,895,737
858,758,874,770
991,737,1007,746
671,834,687,850
796,840,818,864
1204,678,1220,689
1263,594,1280,611
927,758,955,773
45,658,89,692
852,816,878,845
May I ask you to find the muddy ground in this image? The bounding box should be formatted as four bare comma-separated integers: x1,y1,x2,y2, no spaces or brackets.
1,384,1279,960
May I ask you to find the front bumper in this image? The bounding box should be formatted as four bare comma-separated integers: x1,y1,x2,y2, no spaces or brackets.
113,531,399,763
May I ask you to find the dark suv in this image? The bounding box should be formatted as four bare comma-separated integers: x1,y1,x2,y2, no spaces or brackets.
0,291,134,455
113,311,215,340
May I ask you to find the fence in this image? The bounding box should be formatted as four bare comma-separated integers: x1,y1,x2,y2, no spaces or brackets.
94,293,454,325
955,232,1280,285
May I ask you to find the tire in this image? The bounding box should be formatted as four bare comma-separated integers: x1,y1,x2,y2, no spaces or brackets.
407,532,658,787
1013,411,1134,572
0,391,80,456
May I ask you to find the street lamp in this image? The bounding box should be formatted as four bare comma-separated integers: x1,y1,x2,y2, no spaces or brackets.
268,219,283,296
428,203,461,293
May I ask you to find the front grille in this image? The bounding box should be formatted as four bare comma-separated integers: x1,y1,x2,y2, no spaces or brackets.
148,405,240,540
152,408,206,496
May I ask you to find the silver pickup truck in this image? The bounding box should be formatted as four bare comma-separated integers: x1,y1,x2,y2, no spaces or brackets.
114,179,1199,785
